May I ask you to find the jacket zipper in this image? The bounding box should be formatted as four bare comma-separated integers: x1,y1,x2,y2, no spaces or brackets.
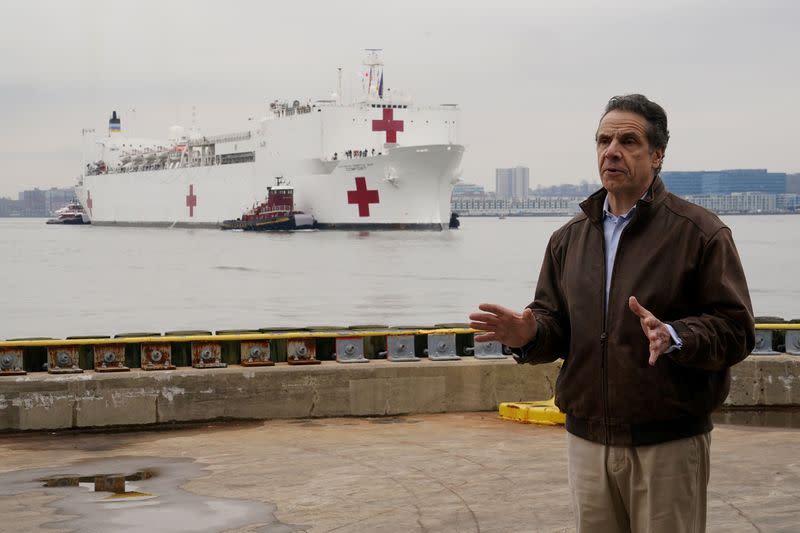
597,221,610,445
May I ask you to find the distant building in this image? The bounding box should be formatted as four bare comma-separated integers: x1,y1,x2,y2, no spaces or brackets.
495,166,530,201
786,173,800,194
44,187,75,215
662,169,787,196
18,188,47,217
684,192,798,214
452,183,486,198
533,180,599,197
0,186,75,217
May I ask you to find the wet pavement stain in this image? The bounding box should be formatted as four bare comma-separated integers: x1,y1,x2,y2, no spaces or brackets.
0,456,303,533
713,407,800,429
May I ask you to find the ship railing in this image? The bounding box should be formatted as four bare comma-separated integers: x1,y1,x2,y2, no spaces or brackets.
188,131,251,146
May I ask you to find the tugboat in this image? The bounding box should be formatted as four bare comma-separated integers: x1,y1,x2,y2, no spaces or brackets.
220,177,316,231
46,201,91,225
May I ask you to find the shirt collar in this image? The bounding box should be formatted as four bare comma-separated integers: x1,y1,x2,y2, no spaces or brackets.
602,194,638,222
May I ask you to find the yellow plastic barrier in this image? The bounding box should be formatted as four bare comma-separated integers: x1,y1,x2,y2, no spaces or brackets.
499,397,565,426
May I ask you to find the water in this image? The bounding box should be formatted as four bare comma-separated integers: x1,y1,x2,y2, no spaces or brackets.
1,216,798,339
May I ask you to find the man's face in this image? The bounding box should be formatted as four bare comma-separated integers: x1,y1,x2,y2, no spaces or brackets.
595,110,663,199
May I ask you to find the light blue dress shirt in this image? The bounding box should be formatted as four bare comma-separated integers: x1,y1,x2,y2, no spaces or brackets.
602,195,682,351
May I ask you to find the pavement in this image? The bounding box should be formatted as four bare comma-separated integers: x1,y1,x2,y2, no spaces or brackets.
0,413,798,533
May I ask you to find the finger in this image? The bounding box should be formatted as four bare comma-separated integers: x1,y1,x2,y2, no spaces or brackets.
649,348,661,366
628,296,652,319
643,316,662,331
478,303,515,316
468,312,501,324
469,321,497,332
474,332,498,343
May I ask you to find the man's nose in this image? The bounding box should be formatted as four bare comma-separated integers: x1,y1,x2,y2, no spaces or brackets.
603,138,622,159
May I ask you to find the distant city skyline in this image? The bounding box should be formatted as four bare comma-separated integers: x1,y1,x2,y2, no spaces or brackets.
1,1,799,197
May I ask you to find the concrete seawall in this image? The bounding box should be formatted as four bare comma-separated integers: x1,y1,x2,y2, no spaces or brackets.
1,355,797,432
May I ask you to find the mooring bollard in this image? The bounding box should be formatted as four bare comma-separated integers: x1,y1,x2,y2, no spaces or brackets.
191,341,226,368
380,334,420,362
141,342,176,371
47,346,83,374
240,340,274,366
424,333,461,361
434,323,473,356
93,344,129,372
287,338,320,365
0,348,25,376
464,339,507,360
334,336,368,363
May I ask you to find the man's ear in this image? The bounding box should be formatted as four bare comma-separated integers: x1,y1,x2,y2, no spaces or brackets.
652,149,664,168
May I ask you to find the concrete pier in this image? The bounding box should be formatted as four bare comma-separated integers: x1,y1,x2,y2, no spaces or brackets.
1,355,798,432
0,413,798,532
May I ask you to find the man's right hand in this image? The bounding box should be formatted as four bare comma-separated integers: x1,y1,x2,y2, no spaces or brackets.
468,303,538,348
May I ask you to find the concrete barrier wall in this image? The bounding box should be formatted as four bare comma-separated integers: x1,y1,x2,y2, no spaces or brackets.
1,355,797,432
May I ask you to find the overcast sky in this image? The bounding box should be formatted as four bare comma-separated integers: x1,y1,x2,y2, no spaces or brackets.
0,0,798,197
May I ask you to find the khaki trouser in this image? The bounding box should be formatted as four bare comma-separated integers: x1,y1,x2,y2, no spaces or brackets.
567,432,710,533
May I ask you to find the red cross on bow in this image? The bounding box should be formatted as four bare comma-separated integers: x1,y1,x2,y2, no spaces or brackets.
86,191,93,214
372,108,404,144
186,184,197,217
347,177,379,217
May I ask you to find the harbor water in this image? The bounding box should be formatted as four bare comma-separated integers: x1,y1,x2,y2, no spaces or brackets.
1,216,798,339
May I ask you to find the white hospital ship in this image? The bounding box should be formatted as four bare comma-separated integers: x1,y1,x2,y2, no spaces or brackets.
75,50,463,229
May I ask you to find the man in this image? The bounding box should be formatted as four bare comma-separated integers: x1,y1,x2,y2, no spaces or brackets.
469,94,754,533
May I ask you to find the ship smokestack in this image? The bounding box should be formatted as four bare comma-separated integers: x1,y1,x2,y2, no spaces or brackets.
108,111,121,135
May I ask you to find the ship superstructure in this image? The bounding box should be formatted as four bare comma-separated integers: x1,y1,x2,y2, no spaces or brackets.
75,50,463,229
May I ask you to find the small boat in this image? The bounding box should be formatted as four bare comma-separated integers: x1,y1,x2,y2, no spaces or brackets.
46,202,91,225
220,177,316,231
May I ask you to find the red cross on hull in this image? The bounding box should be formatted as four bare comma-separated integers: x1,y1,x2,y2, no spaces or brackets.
186,184,197,217
372,108,404,144
347,177,380,217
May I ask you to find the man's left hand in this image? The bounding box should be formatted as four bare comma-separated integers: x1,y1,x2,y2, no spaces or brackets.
628,296,671,366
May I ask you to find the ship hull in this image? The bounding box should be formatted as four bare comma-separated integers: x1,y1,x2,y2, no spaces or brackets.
76,144,462,230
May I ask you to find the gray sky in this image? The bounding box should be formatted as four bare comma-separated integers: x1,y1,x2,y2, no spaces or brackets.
1,0,798,197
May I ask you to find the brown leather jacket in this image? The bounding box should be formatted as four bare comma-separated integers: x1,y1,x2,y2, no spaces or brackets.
518,177,754,445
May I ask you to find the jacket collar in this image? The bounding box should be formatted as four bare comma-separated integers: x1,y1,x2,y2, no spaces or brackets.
581,175,667,224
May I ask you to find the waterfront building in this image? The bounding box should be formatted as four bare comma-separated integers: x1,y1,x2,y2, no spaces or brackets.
452,183,486,198
787,173,800,194
662,169,787,196
684,192,798,214
495,166,530,201
452,196,580,216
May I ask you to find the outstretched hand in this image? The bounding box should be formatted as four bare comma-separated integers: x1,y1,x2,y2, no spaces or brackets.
468,303,538,348
628,296,671,366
